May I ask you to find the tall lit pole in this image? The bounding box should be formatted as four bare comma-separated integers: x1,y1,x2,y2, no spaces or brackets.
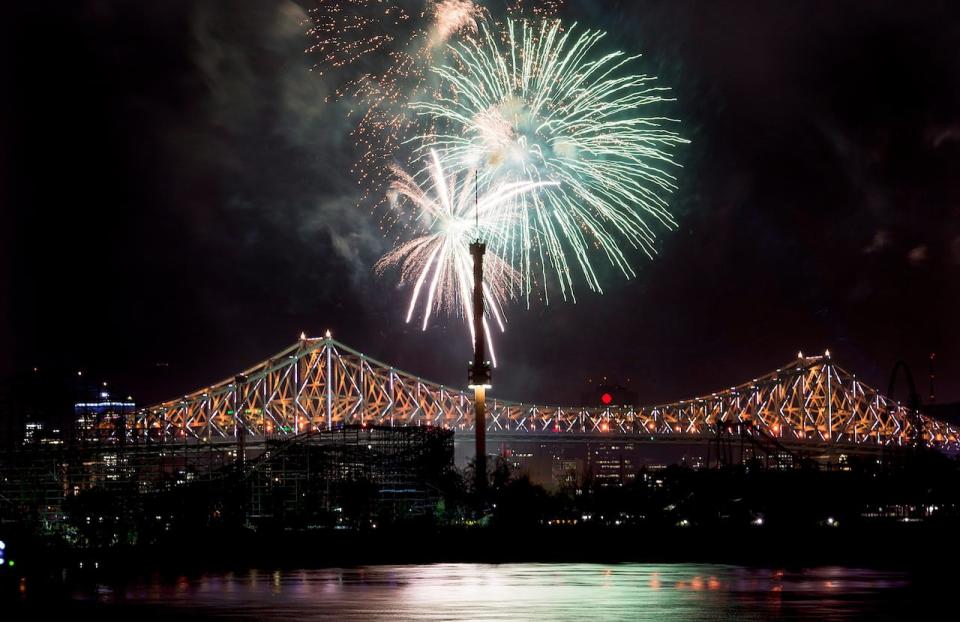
467,174,491,495
468,240,491,494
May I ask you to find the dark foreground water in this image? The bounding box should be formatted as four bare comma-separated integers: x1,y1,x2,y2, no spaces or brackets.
36,563,950,620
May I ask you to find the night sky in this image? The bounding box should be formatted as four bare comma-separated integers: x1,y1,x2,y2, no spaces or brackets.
3,0,960,408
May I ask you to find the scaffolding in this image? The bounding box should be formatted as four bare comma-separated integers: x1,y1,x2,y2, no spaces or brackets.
247,425,454,528
0,438,236,540
0,425,454,540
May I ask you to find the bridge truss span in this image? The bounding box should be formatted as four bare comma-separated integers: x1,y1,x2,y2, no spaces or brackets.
125,336,958,451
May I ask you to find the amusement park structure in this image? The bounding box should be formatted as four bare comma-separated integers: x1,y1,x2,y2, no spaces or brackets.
95,335,958,453
467,239,492,490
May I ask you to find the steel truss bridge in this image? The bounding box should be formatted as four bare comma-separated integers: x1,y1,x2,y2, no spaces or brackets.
103,335,959,453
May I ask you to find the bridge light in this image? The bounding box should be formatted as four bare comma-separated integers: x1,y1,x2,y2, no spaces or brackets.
798,351,804,359
824,349,831,358
325,329,332,338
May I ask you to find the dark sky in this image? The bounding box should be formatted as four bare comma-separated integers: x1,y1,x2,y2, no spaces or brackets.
3,0,959,408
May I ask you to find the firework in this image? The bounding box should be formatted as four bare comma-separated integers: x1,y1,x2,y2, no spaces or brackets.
304,2,563,207
304,1,411,77
375,150,556,363
429,1,481,48
413,18,688,303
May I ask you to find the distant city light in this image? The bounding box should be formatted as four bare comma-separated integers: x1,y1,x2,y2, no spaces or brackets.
75,402,134,408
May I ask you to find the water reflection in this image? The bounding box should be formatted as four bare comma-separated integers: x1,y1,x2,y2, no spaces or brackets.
72,563,917,620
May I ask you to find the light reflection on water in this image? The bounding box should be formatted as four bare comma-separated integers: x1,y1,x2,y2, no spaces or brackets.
79,564,917,620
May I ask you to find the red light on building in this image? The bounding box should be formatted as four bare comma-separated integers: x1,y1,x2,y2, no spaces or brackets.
601,392,613,405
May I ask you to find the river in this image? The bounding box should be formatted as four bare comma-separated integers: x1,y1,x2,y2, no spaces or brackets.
44,562,947,620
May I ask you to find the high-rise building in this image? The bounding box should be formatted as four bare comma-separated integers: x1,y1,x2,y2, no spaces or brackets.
23,420,44,444
74,391,135,442
587,443,637,487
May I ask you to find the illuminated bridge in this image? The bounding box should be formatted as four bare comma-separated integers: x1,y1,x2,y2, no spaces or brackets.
113,335,960,453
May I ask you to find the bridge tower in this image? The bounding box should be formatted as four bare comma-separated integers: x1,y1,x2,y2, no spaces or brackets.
468,240,492,494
